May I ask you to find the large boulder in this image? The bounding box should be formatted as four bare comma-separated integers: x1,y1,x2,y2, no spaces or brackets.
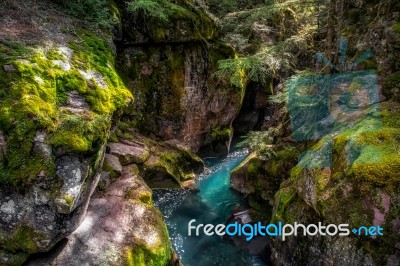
270,102,400,265
107,141,150,165
230,147,299,214
0,2,132,264
26,165,175,266
0,152,105,265
104,130,204,189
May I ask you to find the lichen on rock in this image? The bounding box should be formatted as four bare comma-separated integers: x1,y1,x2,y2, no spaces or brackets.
25,166,174,266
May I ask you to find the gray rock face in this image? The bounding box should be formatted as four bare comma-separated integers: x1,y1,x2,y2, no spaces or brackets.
0,154,103,265
103,153,123,178
33,131,52,157
53,156,90,214
107,141,150,165
62,91,90,114
3,64,16,72
270,235,375,266
26,166,173,266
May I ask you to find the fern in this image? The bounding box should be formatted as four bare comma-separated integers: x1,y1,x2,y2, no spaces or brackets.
238,128,280,159
127,0,192,22
64,0,115,29
127,0,169,21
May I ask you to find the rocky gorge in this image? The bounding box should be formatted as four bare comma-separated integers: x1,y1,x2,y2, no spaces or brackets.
0,0,399,265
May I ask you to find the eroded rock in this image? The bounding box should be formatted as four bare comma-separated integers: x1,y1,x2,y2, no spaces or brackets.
26,166,173,266
54,156,89,214
103,153,123,178
107,141,150,165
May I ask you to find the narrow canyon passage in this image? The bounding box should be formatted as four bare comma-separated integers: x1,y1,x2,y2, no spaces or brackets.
154,149,266,266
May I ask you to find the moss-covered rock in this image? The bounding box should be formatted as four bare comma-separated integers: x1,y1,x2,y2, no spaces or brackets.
117,0,219,44
383,71,400,102
0,1,132,264
141,138,204,188
103,128,204,189
26,165,174,266
270,102,400,265
230,146,299,215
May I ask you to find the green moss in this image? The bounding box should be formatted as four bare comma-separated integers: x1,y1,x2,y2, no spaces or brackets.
46,48,66,61
0,31,132,185
157,152,186,182
97,180,107,191
0,125,56,185
247,162,259,176
289,165,302,182
384,72,400,89
210,126,232,142
231,152,257,174
392,22,400,33
55,70,87,103
69,30,132,115
383,72,400,100
108,132,119,143
271,186,297,223
138,192,152,205
49,114,110,153
124,205,172,266
1,226,43,254
63,194,74,207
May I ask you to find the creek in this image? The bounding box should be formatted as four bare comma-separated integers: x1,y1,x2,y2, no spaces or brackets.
153,149,266,266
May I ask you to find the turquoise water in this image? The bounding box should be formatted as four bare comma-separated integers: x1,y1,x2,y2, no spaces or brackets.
153,149,266,266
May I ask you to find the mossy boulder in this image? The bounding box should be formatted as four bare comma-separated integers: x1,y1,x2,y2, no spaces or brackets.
103,153,123,179
104,129,204,189
142,139,204,188
0,1,132,264
26,165,174,266
230,146,299,214
270,102,400,265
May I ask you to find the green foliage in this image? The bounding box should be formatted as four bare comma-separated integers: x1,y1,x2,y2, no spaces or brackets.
206,0,265,18
62,0,117,29
271,186,297,222
238,128,279,159
216,0,319,86
210,126,232,142
127,0,192,22
216,55,271,88
393,23,400,33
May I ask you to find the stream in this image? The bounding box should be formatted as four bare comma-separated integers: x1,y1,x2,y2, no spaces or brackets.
153,149,266,266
